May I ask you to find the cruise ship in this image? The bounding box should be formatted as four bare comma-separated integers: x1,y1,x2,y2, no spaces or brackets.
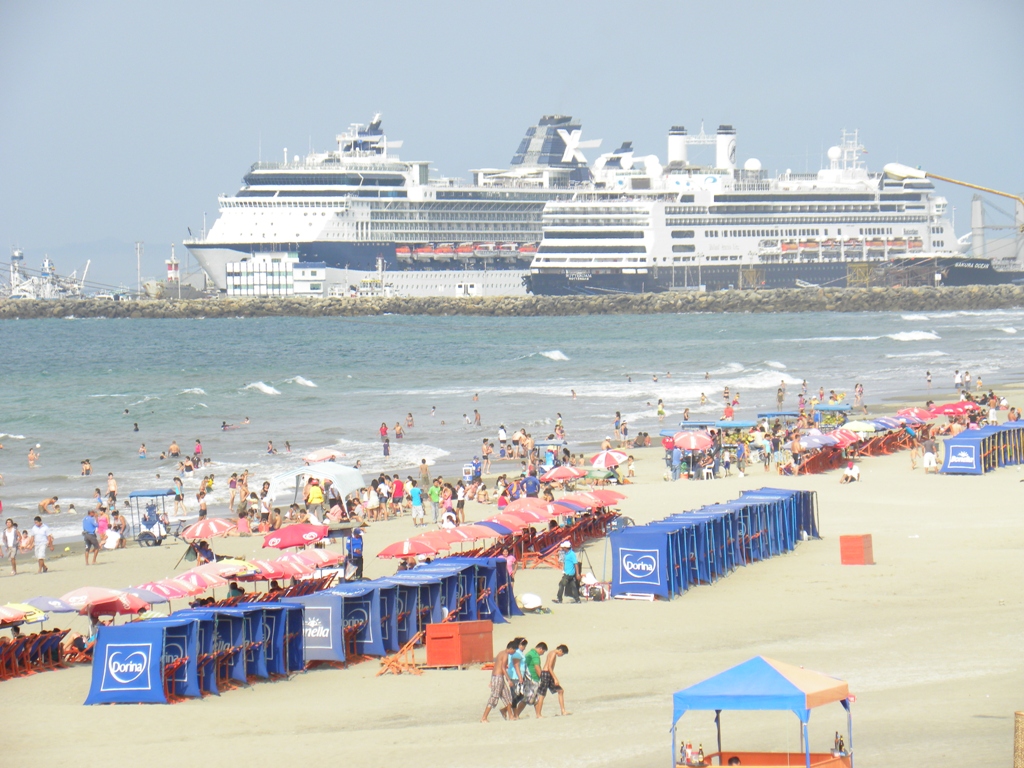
184,115,598,296
525,125,1024,294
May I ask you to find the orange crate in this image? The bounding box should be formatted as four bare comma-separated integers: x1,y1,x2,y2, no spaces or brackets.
425,620,493,667
839,534,874,565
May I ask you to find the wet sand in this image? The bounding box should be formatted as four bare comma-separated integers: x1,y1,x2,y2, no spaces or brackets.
1,404,1020,767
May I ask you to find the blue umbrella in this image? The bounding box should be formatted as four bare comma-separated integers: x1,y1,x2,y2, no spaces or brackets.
24,596,76,613
872,417,902,430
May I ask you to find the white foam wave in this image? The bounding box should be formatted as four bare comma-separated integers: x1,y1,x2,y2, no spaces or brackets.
187,403,209,410
243,381,281,396
997,327,1017,334
331,438,449,475
884,351,948,359
287,376,318,387
885,331,941,342
901,314,929,321
88,393,128,398
0,433,26,439
791,335,880,342
180,388,206,395
540,350,569,362
764,361,787,370
129,395,161,406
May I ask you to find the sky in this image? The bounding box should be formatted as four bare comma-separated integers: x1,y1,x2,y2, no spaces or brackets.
1,0,1022,288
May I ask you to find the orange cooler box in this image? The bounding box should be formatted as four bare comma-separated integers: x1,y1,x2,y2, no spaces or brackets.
839,534,874,565
425,620,493,667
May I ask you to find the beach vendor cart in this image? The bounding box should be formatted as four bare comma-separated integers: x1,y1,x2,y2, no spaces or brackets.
671,656,853,768
128,489,176,547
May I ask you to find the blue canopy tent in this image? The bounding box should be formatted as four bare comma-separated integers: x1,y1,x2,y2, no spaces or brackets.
671,656,853,768
757,412,801,421
85,618,198,705
327,583,386,657
282,593,347,664
440,557,524,623
415,562,479,621
375,578,423,645
375,583,400,653
716,421,758,430
127,489,176,546
743,488,820,540
243,603,288,677
154,612,216,695
176,609,247,687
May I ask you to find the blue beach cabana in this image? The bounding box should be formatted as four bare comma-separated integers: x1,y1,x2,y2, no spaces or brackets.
671,656,853,768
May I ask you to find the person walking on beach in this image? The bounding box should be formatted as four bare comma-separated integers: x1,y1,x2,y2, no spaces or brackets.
481,640,519,722
428,478,442,524
346,528,364,580
922,437,939,474
3,519,19,575
173,477,186,518
28,516,53,573
554,540,581,604
82,507,100,566
535,644,570,717
520,641,547,717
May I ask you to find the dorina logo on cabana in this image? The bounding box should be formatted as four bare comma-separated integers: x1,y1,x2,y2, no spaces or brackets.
108,649,148,684
621,549,658,578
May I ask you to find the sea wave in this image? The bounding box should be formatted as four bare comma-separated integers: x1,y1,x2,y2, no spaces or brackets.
285,376,318,387
764,360,787,370
179,388,206,395
129,395,161,406
0,433,26,440
886,331,941,342
901,314,929,321
539,350,569,362
884,351,948,359
243,381,281,395
997,327,1017,334
88,393,128,398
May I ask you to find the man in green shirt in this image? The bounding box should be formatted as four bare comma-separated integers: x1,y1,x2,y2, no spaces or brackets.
427,480,442,524
520,641,547,717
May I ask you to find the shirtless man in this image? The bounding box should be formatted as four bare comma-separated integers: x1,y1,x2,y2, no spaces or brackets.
106,473,118,505
168,440,180,458
81,459,92,476
535,644,570,717
38,496,59,515
481,640,519,722
28,446,39,468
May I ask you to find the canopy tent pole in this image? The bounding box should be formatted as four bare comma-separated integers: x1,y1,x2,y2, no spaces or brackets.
802,721,811,768
843,698,854,768
671,722,676,768
715,710,722,756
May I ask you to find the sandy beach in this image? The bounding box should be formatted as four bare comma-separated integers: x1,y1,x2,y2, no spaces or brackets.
2,387,1021,768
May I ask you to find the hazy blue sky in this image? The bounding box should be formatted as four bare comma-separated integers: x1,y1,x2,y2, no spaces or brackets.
2,0,1021,287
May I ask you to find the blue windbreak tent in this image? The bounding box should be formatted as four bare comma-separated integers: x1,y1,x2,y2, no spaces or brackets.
163,612,217,695
282,593,346,663
142,617,201,699
742,488,819,540
278,603,304,673
376,579,422,645
636,523,687,597
328,583,386,657
610,526,672,598
941,429,987,474
671,656,853,768
440,557,523,623
179,609,247,685
415,561,479,621
376,583,400,653
213,606,267,680
243,603,288,677
86,619,198,705
386,572,444,629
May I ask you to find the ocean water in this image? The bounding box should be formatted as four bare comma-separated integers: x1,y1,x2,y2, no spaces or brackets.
1,309,1022,540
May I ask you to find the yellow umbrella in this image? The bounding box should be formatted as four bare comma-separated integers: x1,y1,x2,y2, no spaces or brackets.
844,421,877,433
3,603,48,624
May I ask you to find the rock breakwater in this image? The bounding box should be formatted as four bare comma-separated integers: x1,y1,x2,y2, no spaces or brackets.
1,285,1023,320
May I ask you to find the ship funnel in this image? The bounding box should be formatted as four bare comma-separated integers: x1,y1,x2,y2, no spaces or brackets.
668,126,687,165
716,125,736,171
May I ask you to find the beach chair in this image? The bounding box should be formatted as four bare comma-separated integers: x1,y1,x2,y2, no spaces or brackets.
163,654,191,703
63,639,95,664
0,637,14,680
376,631,423,677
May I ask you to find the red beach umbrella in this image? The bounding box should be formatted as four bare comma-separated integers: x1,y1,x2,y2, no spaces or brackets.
377,539,442,559
263,524,329,550
673,431,713,451
237,559,292,581
0,605,27,624
273,553,318,575
292,549,343,568
410,532,453,551
586,489,625,505
135,581,191,600
175,570,227,593
590,450,628,469
155,577,207,598
896,407,934,421
181,517,236,541
539,465,587,482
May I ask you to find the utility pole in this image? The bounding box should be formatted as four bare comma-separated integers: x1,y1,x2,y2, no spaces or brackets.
135,241,143,297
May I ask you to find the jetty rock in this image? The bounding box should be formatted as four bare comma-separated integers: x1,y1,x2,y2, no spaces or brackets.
1,285,1023,319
